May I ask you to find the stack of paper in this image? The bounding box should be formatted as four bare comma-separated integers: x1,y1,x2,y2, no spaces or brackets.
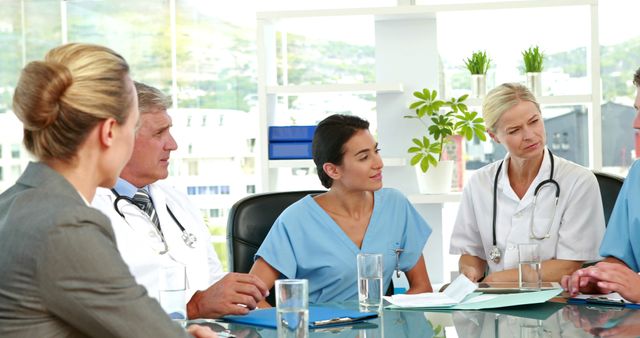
385,273,477,308
385,274,563,310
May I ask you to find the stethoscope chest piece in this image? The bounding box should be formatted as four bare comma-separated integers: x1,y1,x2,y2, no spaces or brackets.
112,189,199,250
489,246,501,264
182,231,198,248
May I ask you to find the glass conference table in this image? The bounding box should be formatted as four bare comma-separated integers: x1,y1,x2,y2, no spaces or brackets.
192,299,640,338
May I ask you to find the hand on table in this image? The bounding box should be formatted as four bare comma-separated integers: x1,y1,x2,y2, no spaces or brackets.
187,273,269,319
186,324,218,338
460,266,484,282
561,262,640,302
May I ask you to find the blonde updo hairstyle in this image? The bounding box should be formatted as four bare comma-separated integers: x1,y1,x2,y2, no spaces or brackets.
12,43,133,161
482,83,541,133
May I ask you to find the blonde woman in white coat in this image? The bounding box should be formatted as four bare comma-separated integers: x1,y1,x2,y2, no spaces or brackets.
449,83,605,283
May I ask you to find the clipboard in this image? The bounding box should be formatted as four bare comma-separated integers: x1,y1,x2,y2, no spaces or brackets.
221,306,378,329
568,293,640,309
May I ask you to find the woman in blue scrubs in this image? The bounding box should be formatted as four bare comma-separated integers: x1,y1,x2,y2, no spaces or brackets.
250,114,433,306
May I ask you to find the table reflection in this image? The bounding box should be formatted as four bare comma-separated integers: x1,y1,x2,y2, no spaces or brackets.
197,302,640,338
451,304,585,337
562,304,640,337
223,310,433,338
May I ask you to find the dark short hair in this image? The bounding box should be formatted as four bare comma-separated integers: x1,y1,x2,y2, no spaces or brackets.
312,114,370,188
634,67,640,87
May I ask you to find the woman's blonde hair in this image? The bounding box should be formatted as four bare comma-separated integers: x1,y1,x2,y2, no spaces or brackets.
482,83,541,132
12,43,133,161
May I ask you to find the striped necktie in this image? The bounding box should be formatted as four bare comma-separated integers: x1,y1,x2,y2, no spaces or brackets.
132,189,161,232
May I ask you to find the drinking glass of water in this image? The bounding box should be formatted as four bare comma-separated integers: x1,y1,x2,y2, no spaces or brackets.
158,265,187,324
357,253,383,312
275,279,308,338
518,243,541,290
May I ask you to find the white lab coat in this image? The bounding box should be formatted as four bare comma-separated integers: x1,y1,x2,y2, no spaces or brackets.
92,181,226,303
449,149,605,274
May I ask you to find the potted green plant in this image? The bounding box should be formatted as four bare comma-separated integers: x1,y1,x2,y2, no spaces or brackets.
406,88,487,193
522,45,544,96
464,50,491,98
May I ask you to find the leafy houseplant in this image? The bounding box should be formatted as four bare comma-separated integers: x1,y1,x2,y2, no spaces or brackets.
522,46,544,73
406,89,487,172
463,50,491,75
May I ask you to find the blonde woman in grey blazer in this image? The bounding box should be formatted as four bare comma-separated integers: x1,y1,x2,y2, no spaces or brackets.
0,43,216,338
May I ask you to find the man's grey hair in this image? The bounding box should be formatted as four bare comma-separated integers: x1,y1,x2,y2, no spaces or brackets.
134,81,172,114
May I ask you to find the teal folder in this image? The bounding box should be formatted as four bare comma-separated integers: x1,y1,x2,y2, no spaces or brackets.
222,306,378,329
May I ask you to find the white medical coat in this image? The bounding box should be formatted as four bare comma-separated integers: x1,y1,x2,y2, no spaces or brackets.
449,149,605,274
92,181,225,302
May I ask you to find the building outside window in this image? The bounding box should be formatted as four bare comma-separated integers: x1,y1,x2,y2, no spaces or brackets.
10,144,20,159
10,165,20,178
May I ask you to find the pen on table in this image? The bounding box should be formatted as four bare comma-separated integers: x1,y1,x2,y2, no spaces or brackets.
313,317,354,326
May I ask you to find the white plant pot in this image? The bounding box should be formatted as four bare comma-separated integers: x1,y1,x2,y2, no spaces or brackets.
471,74,486,98
415,160,454,194
526,72,542,97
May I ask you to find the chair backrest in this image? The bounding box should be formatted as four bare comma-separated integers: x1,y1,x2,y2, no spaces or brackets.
226,190,325,274
593,171,625,226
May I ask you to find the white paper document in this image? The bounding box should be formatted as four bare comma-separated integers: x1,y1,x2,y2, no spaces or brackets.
384,274,563,310
384,274,478,308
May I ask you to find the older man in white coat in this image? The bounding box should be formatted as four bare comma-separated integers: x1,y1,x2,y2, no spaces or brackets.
92,82,267,319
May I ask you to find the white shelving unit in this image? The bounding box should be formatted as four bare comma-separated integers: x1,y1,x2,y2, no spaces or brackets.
266,83,404,95
268,157,407,169
256,0,600,283
466,94,593,108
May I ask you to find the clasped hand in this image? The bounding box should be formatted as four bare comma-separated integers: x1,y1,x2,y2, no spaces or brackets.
187,272,269,319
561,262,640,303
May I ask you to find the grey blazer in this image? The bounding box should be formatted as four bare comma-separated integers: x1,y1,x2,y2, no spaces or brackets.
0,162,189,337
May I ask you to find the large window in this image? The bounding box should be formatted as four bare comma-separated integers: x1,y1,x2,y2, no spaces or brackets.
2,0,640,271
67,1,172,91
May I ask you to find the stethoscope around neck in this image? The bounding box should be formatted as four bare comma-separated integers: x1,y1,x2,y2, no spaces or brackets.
111,189,198,250
488,148,560,264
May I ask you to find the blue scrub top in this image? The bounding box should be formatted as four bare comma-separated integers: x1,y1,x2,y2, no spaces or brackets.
600,160,640,271
256,188,431,304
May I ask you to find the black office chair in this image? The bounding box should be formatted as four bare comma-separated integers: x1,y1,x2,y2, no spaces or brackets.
227,190,325,305
593,171,625,226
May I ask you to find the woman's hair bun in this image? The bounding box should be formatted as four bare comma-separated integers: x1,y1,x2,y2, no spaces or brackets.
13,60,73,131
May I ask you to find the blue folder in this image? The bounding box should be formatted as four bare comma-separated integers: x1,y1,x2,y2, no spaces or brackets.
222,306,378,329
268,142,313,159
268,126,316,142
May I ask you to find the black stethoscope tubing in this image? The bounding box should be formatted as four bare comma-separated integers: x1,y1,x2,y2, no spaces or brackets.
490,148,560,263
111,189,197,248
